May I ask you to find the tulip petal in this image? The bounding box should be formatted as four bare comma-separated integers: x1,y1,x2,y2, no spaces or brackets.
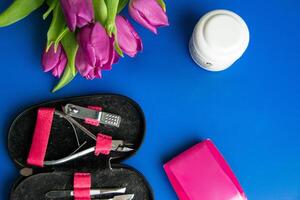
116,15,142,57
42,43,68,78
129,0,169,33
51,51,68,77
75,47,94,77
77,24,95,66
60,0,94,31
60,0,77,31
95,67,102,78
76,0,94,28
85,67,102,80
77,23,92,44
85,43,97,66
42,44,61,72
76,22,116,79
133,0,169,26
91,23,111,67
55,52,68,77
113,50,120,64
129,5,156,33
102,37,117,70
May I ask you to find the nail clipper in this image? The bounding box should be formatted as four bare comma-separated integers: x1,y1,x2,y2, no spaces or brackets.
64,104,122,128
42,110,134,166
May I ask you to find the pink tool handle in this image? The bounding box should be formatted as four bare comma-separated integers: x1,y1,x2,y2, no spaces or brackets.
74,173,91,200
27,108,55,167
84,106,102,126
95,133,112,156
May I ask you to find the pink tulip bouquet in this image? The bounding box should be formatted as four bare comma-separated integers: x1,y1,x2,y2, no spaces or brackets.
0,0,169,92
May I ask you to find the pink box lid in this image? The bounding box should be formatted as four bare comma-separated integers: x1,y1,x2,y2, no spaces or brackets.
164,139,247,200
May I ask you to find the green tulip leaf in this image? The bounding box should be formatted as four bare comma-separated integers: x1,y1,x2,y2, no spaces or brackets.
61,31,78,76
52,64,77,93
52,31,78,92
43,0,58,20
112,27,123,57
114,41,123,57
105,0,119,36
105,0,123,56
0,0,45,27
93,0,107,25
157,0,166,12
46,3,67,51
46,0,53,6
54,27,69,50
117,0,129,14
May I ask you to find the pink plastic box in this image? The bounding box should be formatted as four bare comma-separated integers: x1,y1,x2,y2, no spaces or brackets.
164,139,247,200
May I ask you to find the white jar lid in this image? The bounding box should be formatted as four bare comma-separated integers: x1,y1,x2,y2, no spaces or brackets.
192,10,250,71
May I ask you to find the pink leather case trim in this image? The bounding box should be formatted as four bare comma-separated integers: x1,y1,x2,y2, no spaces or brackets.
94,133,112,156
27,108,55,167
74,173,91,200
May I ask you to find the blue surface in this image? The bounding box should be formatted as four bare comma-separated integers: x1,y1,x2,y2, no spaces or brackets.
1,0,300,199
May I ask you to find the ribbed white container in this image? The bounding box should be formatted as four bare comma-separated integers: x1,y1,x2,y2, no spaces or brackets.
189,10,250,71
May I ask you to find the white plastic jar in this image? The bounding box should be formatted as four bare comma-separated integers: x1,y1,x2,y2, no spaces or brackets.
189,10,250,71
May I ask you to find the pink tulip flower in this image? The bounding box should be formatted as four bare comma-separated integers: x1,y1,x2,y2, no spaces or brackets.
42,43,67,78
116,15,142,57
60,0,94,31
129,0,169,34
75,23,118,80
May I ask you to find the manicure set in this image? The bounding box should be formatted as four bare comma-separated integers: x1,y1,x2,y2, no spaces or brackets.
8,94,153,200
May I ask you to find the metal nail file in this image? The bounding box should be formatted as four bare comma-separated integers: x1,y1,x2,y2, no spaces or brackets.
95,194,135,200
64,104,122,127
45,188,126,199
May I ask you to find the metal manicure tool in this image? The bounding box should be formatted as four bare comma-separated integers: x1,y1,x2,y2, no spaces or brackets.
45,188,126,199
94,194,135,200
42,110,134,166
64,104,122,128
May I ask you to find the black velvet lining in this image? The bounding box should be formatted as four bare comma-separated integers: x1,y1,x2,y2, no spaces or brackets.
10,166,153,200
7,94,153,199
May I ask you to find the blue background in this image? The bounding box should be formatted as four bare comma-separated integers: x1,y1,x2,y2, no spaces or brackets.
1,0,300,199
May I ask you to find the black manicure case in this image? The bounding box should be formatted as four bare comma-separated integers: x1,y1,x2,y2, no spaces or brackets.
7,94,153,200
